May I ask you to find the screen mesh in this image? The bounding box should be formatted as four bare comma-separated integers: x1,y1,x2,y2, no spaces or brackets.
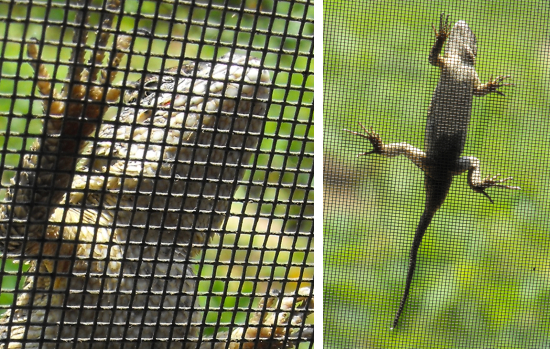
0,0,314,348
324,2,548,348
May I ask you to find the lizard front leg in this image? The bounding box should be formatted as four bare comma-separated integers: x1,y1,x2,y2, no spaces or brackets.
344,122,427,170
428,12,451,67
474,75,513,97
455,156,520,203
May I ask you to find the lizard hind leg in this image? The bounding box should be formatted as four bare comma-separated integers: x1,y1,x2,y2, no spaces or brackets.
343,123,386,156
344,122,427,169
456,156,521,204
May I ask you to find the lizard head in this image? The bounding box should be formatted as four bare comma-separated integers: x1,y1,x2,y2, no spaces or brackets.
121,56,270,127
446,20,477,67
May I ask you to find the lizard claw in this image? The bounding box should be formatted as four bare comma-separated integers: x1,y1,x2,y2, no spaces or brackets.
474,174,521,203
343,122,385,156
484,75,513,96
479,190,495,204
432,13,451,40
494,75,514,86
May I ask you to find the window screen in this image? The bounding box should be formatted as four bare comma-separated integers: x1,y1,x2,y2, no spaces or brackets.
0,0,314,348
324,2,548,348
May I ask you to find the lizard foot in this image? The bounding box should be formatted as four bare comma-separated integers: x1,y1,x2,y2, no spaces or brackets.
432,12,451,41
473,174,521,203
344,122,385,156
478,75,513,96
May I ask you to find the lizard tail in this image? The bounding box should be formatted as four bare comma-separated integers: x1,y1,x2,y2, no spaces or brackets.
391,209,435,330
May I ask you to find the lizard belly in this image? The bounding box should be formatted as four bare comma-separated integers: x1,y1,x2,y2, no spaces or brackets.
425,68,475,176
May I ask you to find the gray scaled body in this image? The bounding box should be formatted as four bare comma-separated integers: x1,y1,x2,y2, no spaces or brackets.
345,13,519,329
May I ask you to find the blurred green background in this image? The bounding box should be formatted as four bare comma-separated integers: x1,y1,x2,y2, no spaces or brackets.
324,0,549,348
0,0,313,342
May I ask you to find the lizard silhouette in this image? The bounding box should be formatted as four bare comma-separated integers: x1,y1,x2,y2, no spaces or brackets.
345,13,520,329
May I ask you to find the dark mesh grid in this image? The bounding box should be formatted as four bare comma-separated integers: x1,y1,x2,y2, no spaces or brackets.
0,0,313,348
324,2,548,348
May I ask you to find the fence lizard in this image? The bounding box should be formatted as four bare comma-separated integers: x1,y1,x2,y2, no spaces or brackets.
0,0,313,347
345,13,519,329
